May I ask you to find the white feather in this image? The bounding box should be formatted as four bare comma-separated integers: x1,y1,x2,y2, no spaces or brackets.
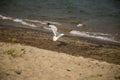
49,25,64,41
49,25,58,36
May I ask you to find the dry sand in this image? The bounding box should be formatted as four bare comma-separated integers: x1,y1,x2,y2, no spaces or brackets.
0,42,120,80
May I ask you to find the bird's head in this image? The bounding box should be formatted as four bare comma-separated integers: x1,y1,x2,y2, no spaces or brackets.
47,23,51,26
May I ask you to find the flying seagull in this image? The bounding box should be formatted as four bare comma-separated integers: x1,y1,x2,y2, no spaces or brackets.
47,23,64,41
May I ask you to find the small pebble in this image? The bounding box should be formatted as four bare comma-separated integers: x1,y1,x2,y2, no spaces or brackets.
66,69,71,71
15,70,21,75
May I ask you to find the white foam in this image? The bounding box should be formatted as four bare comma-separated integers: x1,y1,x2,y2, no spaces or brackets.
13,18,36,27
13,19,23,23
70,30,118,42
0,14,12,20
25,19,46,24
0,14,36,27
77,23,83,27
85,32,110,36
0,14,61,28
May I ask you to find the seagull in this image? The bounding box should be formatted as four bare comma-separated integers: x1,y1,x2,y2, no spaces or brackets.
47,23,64,41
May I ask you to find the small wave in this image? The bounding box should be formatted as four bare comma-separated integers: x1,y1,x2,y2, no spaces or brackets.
0,14,36,27
25,19,46,24
25,19,61,25
0,14,61,28
85,32,111,36
13,19,36,27
0,14,12,20
70,30,119,43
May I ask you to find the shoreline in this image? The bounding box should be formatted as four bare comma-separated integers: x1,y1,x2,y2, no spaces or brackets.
0,26,120,65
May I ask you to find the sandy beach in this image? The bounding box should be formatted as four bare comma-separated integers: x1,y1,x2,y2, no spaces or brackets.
0,0,120,79
0,26,120,64
0,42,120,80
0,26,120,80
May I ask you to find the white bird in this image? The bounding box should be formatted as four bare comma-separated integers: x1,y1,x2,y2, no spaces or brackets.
48,24,64,41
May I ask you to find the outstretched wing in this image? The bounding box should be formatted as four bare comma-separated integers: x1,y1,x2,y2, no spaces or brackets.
49,25,58,36
57,33,64,39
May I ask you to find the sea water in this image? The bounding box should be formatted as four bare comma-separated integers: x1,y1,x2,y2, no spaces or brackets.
0,0,120,43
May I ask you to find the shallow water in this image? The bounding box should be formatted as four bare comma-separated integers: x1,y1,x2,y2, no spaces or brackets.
0,0,120,42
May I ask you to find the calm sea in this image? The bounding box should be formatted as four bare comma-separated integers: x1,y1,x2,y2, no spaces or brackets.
0,0,120,42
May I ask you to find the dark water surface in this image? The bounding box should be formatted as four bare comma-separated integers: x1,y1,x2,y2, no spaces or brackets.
0,0,120,42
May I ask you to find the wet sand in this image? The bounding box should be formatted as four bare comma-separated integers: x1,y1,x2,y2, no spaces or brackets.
0,25,120,65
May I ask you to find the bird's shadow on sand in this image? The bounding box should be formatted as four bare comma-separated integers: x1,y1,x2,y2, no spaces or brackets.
56,41,67,47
